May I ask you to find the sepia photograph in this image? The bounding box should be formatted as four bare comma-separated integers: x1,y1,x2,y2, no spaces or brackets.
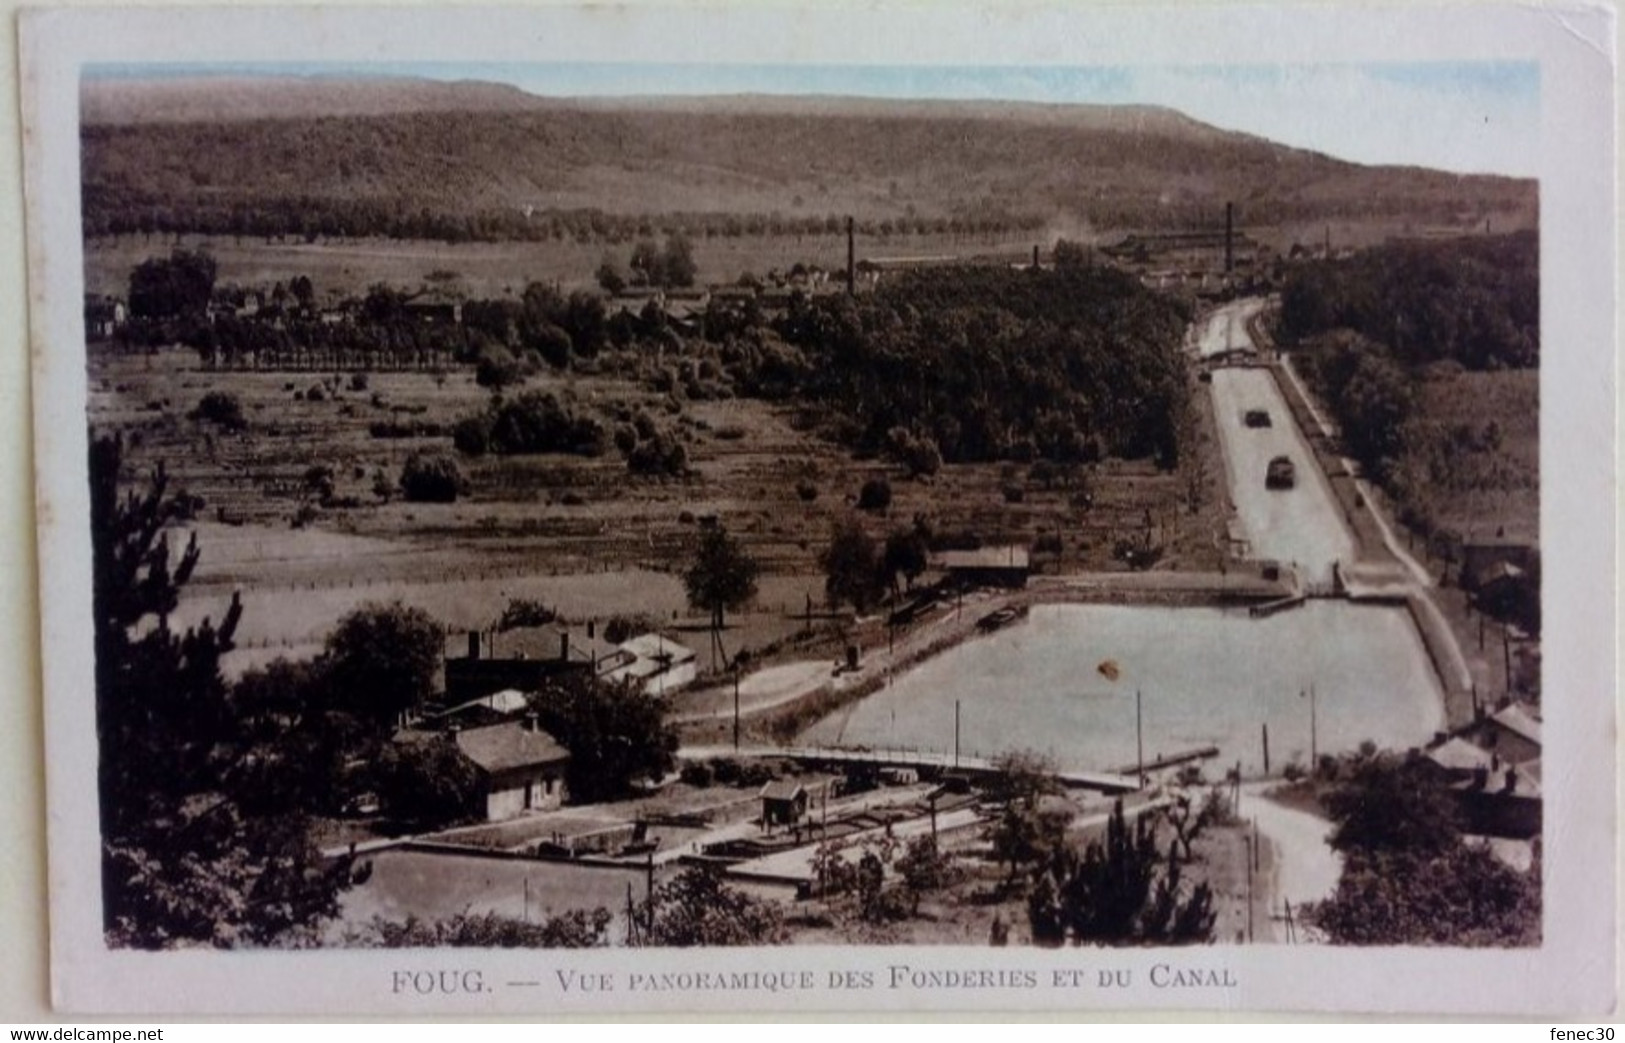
18,2,1616,1018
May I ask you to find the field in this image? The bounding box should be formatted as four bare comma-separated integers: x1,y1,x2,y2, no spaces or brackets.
92,285,1220,684
1401,368,1539,545
83,231,1045,303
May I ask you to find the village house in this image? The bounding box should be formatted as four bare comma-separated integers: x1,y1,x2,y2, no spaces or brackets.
443,625,635,703
452,715,572,821
424,687,530,729
83,295,126,339
1458,537,1539,592
1422,700,1542,839
604,633,698,696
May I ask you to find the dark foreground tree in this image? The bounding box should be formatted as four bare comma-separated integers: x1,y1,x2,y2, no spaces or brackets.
321,602,445,727
347,908,613,948
91,434,347,947
1028,799,1215,946
530,675,679,804
1310,751,1540,946
1313,844,1539,946
641,863,787,946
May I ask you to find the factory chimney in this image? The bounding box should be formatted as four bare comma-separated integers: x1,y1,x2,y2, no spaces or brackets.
1224,202,1235,274
846,216,856,295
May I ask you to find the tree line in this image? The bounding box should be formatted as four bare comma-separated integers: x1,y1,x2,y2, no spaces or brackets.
1279,231,1538,371
768,260,1191,469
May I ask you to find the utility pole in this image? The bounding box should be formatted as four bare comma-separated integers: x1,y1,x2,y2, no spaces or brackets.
732,664,741,750
1244,833,1254,943
953,700,961,769
1310,683,1318,770
1136,690,1145,785
645,851,656,938
1261,723,1270,775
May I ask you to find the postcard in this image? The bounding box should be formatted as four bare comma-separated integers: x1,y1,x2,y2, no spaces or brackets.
19,1,1617,1017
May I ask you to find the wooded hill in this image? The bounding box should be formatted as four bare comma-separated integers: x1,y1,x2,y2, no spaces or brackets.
80,76,1537,243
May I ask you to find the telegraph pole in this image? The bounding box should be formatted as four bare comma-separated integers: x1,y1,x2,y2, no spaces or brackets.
1136,690,1145,785
953,700,961,769
732,664,741,750
1309,683,1318,770
1244,833,1254,943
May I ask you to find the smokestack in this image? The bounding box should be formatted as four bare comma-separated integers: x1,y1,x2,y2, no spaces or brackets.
1032,244,1040,269
524,711,539,734
587,619,595,640
467,630,481,661
1224,202,1234,274
560,630,570,662
846,216,855,295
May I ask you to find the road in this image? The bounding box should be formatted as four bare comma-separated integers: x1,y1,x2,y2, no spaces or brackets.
1193,298,1267,359
1240,784,1342,942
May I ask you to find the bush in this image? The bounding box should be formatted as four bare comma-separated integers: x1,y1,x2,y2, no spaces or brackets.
191,391,246,431
349,372,369,392
399,451,464,503
494,598,556,631
627,432,689,476
857,477,892,512
457,392,607,457
475,345,525,389
452,415,493,455
796,480,818,502
680,762,714,788
888,428,942,478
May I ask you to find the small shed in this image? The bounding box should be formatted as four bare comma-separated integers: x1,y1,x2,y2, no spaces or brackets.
759,780,809,829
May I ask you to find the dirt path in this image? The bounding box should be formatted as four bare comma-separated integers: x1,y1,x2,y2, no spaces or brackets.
673,660,834,722
1240,784,1341,942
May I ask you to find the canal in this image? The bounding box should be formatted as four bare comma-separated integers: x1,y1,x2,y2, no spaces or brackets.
802,298,1444,772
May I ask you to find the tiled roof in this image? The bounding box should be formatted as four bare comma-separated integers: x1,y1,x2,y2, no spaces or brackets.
456,721,570,774
1490,703,1542,747
759,780,806,802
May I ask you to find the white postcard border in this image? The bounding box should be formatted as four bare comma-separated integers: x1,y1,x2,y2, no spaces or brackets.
20,2,1618,1017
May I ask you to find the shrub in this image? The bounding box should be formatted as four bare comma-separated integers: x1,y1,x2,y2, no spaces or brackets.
857,477,892,512
349,372,369,392
494,598,557,631
796,480,818,502
190,391,246,431
306,383,326,403
475,345,525,389
452,415,493,455
399,451,464,503
680,762,714,788
627,432,689,476
457,392,607,457
888,427,942,478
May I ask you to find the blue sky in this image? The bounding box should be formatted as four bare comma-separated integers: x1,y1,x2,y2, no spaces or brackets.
89,60,1540,177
